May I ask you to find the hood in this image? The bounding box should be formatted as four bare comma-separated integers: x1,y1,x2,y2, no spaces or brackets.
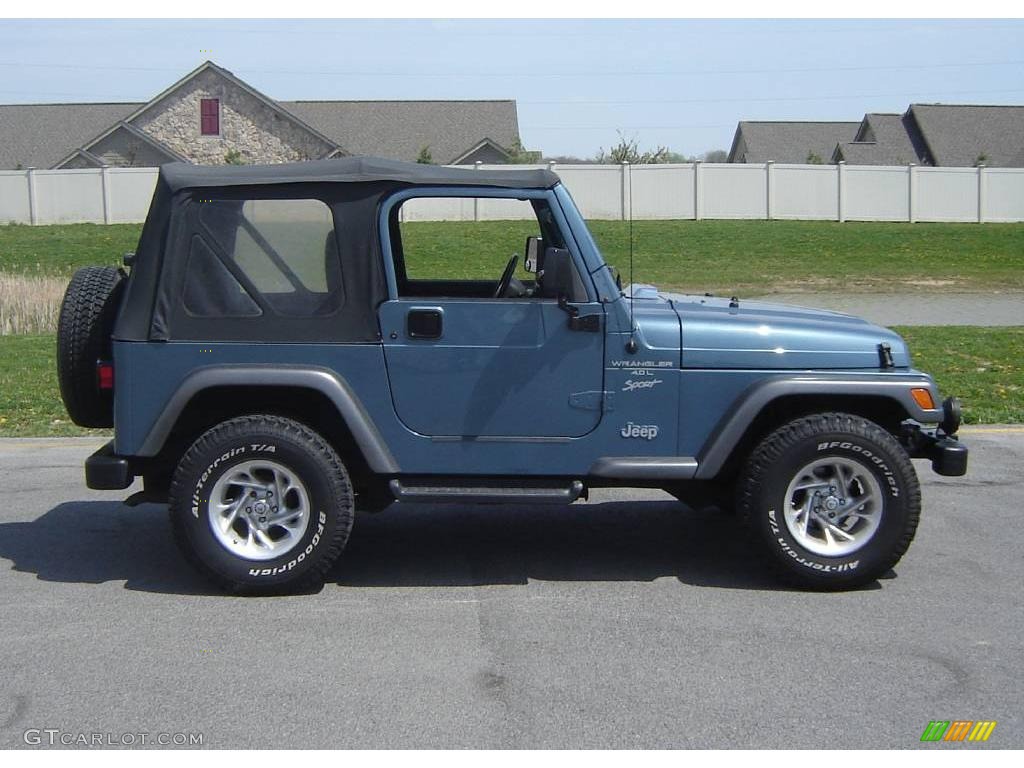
627,285,910,370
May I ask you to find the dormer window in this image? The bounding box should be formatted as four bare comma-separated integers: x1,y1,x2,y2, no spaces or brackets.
200,98,220,136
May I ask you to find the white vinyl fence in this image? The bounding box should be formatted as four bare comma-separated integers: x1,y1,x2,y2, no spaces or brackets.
2,162,1023,226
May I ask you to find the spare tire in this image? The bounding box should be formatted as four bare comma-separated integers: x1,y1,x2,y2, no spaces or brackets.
57,266,126,428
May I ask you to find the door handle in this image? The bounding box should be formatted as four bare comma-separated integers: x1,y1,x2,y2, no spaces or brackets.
406,307,443,339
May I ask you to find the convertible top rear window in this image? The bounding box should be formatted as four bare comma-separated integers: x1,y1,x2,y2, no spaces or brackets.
191,197,344,318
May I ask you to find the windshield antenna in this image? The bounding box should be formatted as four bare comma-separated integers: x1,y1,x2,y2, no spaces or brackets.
625,162,638,354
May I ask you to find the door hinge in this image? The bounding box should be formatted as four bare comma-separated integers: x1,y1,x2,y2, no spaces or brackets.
570,391,614,412
558,295,601,331
569,313,601,332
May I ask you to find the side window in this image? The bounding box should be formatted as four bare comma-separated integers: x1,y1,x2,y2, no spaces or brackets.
192,197,343,317
394,196,569,299
183,235,261,317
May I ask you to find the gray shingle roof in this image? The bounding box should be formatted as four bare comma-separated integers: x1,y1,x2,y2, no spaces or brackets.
909,104,1024,167
0,59,521,169
0,102,142,169
281,99,519,164
834,113,927,166
729,121,860,164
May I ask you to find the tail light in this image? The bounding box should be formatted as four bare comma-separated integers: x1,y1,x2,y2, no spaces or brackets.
97,361,114,391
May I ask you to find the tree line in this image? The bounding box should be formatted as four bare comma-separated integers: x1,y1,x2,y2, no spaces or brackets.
417,133,728,165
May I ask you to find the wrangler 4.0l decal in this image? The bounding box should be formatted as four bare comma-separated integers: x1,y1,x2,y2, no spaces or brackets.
610,360,674,369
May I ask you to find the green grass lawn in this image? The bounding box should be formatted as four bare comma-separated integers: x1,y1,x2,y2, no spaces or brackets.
2,219,1023,294
2,327,1020,438
0,335,109,437
588,220,1024,294
893,326,1024,425
0,223,143,276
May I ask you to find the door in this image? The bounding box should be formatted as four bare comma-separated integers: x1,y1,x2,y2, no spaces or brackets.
378,193,605,438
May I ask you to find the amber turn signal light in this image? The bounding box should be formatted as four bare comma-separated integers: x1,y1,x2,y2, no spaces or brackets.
911,388,935,410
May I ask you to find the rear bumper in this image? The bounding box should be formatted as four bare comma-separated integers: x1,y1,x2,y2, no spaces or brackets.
85,441,134,490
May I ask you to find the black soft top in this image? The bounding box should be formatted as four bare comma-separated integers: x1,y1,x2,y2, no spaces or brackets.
115,157,561,344
160,156,560,192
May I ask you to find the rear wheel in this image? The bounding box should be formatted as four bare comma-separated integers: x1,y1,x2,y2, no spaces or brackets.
738,412,921,590
169,415,354,594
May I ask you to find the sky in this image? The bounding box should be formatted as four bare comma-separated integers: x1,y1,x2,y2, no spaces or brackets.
1,18,1022,158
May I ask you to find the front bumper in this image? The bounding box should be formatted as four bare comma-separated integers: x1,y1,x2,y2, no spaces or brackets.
906,428,968,476
85,441,134,490
901,413,968,477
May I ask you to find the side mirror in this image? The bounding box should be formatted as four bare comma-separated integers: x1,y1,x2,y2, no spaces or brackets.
524,236,544,273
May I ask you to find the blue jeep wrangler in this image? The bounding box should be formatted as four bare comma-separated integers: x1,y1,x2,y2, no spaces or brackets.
57,157,967,593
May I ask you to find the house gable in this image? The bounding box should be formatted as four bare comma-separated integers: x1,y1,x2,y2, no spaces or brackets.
727,124,748,163
853,117,875,143
128,62,339,165
449,138,512,165
833,113,927,166
60,148,105,169
55,122,188,169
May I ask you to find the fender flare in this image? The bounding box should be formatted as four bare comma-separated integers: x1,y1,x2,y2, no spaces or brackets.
693,374,943,480
135,365,399,473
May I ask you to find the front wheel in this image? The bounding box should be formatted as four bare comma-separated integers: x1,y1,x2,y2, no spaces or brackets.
738,413,921,590
169,415,354,594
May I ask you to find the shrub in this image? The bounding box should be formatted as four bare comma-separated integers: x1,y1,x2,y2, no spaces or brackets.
0,273,68,335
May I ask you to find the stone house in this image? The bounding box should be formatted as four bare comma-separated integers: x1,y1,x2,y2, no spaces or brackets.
0,61,530,169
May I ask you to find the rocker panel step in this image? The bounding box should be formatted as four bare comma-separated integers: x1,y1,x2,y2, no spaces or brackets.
389,479,584,505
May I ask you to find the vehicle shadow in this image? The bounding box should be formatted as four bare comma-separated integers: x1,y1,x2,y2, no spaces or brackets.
330,499,785,590
0,501,216,595
0,499,872,594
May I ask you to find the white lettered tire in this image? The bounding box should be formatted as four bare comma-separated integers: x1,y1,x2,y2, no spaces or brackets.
169,415,354,594
738,412,921,590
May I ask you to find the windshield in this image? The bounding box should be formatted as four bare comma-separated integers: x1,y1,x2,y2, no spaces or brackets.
552,184,622,303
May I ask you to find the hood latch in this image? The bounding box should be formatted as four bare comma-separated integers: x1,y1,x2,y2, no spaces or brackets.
878,342,895,368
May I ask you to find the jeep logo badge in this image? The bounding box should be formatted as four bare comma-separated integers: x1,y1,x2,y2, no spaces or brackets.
620,422,659,440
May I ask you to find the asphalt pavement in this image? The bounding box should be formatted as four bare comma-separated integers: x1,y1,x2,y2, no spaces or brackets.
749,292,1023,326
0,430,1021,749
